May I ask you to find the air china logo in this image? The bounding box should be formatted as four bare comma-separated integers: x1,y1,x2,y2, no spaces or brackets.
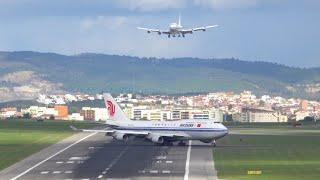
197,123,201,127
106,100,115,117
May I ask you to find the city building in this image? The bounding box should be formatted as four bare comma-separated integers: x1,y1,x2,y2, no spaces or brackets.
68,113,84,121
54,105,68,119
80,107,95,120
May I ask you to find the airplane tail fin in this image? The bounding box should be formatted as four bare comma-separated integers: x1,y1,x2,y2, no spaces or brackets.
178,14,181,26
103,93,131,122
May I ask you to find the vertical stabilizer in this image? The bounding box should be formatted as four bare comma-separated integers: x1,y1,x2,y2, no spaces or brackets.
103,93,131,121
178,14,181,26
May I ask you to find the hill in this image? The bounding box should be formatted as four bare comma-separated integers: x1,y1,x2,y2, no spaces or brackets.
0,51,320,102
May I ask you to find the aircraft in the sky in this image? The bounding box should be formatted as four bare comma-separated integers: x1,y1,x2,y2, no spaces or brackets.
137,15,218,38
73,93,228,146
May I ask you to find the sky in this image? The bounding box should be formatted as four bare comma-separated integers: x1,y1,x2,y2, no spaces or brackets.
0,0,319,67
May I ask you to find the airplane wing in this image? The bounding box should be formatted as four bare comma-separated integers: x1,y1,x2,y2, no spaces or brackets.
181,25,219,34
70,126,114,133
149,132,189,138
137,27,170,34
70,126,149,135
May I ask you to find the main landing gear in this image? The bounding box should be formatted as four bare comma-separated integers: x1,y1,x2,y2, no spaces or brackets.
178,141,187,146
212,139,217,147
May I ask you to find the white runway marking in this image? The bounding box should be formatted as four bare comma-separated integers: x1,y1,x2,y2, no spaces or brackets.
97,175,103,178
69,156,89,160
11,132,97,180
162,170,171,174
66,161,74,164
40,171,49,174
150,170,158,174
184,140,192,180
53,171,61,174
156,156,166,160
56,161,64,164
165,160,173,163
64,171,73,174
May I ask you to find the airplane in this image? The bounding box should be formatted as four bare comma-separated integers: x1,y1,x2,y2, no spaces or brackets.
137,15,218,38
73,93,228,146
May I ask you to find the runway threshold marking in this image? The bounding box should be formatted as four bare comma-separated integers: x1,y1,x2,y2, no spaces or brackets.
11,132,97,180
184,140,192,180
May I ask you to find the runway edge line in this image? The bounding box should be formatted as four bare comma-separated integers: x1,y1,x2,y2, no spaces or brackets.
11,132,97,180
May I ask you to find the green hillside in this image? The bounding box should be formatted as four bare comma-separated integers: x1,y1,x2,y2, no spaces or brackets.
0,51,320,100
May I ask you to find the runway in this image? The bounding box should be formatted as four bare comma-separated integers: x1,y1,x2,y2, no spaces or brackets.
0,132,217,180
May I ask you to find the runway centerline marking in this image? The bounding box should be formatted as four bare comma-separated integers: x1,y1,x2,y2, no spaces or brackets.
98,145,129,177
40,171,49,174
162,170,171,174
150,170,158,174
11,132,97,180
184,140,192,180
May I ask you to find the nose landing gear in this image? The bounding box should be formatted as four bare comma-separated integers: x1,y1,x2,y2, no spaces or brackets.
212,139,216,147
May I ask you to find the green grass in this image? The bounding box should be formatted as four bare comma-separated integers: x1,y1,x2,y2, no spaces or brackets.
0,119,99,170
214,127,320,180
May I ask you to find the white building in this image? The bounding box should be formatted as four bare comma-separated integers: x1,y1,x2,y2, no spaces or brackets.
92,108,109,121
295,111,310,121
68,113,84,121
240,108,287,123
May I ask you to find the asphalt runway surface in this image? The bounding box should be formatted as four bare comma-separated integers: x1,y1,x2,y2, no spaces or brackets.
0,132,217,180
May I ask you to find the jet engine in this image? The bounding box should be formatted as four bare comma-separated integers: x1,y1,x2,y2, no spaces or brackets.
148,135,164,144
113,132,129,142
200,139,213,143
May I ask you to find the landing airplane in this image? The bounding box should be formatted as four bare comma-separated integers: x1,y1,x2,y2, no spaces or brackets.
137,15,218,38
74,93,228,146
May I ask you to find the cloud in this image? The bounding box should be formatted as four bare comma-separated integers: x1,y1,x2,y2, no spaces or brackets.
193,0,260,9
81,16,130,31
115,0,186,11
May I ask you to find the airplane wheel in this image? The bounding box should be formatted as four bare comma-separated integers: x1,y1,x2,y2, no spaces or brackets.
162,141,173,146
178,141,186,146
212,139,217,147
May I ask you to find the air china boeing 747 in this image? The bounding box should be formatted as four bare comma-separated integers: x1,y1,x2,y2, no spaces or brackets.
75,93,228,146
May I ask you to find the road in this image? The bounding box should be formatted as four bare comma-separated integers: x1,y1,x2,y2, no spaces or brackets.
0,132,217,180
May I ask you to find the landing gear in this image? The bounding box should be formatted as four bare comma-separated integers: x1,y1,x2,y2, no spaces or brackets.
168,34,170,38
162,141,173,146
212,140,216,147
178,141,186,146
182,34,185,38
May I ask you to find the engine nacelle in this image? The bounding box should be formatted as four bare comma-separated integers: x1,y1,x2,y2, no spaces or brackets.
113,132,129,142
147,31,151,33
200,139,213,143
148,135,164,144
158,32,161,35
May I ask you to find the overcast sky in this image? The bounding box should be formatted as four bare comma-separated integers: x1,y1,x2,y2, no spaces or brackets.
0,0,319,67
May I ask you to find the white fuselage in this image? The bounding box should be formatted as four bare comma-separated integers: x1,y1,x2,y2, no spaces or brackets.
108,119,228,141
169,23,183,35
